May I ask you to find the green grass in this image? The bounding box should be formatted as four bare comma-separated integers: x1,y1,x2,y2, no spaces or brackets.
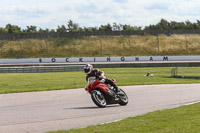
0,67,200,94
48,102,200,133
0,72,86,93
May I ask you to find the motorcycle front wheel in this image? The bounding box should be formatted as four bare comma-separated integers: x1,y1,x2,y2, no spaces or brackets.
91,90,107,108
118,89,128,106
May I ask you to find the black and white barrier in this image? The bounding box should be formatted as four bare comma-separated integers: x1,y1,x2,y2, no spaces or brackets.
0,56,200,64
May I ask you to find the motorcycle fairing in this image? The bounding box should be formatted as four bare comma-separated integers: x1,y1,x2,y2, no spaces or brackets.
87,79,109,93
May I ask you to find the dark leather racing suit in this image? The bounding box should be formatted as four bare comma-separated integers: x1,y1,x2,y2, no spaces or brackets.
86,69,118,90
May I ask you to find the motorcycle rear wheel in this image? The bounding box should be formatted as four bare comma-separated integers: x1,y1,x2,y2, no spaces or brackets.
91,90,107,108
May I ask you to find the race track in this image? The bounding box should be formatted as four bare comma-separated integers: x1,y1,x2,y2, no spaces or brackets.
0,84,200,133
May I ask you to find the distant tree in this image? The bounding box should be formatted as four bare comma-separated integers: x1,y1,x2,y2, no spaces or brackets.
77,27,84,32
83,27,98,32
2,19,200,35
170,21,186,30
38,28,49,33
71,23,79,32
144,19,196,30
50,29,56,32
122,24,142,31
0,27,4,33
185,20,194,29
112,23,122,31
158,19,169,30
67,20,79,32
99,23,112,31
4,24,21,33
67,20,73,32
91,27,98,32
197,20,200,27
193,23,199,29
23,25,37,33
56,25,67,32
144,24,157,30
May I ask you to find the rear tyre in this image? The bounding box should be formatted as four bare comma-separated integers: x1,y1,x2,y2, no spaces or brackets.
118,89,128,106
91,90,107,108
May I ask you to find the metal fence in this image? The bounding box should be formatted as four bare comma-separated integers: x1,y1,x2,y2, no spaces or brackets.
171,67,178,78
0,65,84,73
1,29,200,41
171,67,200,79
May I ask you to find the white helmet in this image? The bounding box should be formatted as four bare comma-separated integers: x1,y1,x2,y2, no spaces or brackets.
84,64,93,74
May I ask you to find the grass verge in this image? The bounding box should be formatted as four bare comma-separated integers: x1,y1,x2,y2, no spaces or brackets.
0,67,200,94
1,34,200,58
48,102,200,133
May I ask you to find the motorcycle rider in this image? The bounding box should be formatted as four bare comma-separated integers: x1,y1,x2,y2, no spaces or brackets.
84,64,120,93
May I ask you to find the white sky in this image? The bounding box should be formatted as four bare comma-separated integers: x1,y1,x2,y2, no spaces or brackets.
0,0,200,29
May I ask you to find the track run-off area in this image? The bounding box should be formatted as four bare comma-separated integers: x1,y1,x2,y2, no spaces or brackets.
0,84,200,133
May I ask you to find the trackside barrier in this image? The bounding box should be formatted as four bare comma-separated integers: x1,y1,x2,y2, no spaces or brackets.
171,67,178,78
0,65,84,73
170,67,200,79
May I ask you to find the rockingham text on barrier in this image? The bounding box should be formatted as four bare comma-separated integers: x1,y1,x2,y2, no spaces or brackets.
0,56,200,64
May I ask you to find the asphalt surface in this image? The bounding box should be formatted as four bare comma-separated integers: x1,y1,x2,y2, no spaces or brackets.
0,84,200,133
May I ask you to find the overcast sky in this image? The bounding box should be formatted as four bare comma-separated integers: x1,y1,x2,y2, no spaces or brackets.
0,0,200,29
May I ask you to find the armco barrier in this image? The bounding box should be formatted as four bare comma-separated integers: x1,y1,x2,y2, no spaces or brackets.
0,65,84,73
1,56,200,64
92,62,200,68
1,61,200,70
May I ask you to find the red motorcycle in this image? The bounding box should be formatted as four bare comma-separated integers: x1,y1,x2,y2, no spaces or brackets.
85,77,128,108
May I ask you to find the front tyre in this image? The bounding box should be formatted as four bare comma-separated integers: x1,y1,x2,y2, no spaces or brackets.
118,89,128,106
91,90,107,108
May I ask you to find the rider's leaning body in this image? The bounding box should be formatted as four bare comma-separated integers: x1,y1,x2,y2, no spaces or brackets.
84,64,120,92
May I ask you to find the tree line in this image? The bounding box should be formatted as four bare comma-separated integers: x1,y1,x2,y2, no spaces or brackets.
1,19,200,34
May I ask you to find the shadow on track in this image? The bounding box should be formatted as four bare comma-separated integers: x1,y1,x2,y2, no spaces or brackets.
66,104,120,110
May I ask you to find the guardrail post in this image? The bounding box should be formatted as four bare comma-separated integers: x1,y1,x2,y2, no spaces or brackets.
156,36,159,55
128,37,131,56
185,35,188,55
44,39,48,57
18,40,22,58
99,38,103,56
72,38,76,56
